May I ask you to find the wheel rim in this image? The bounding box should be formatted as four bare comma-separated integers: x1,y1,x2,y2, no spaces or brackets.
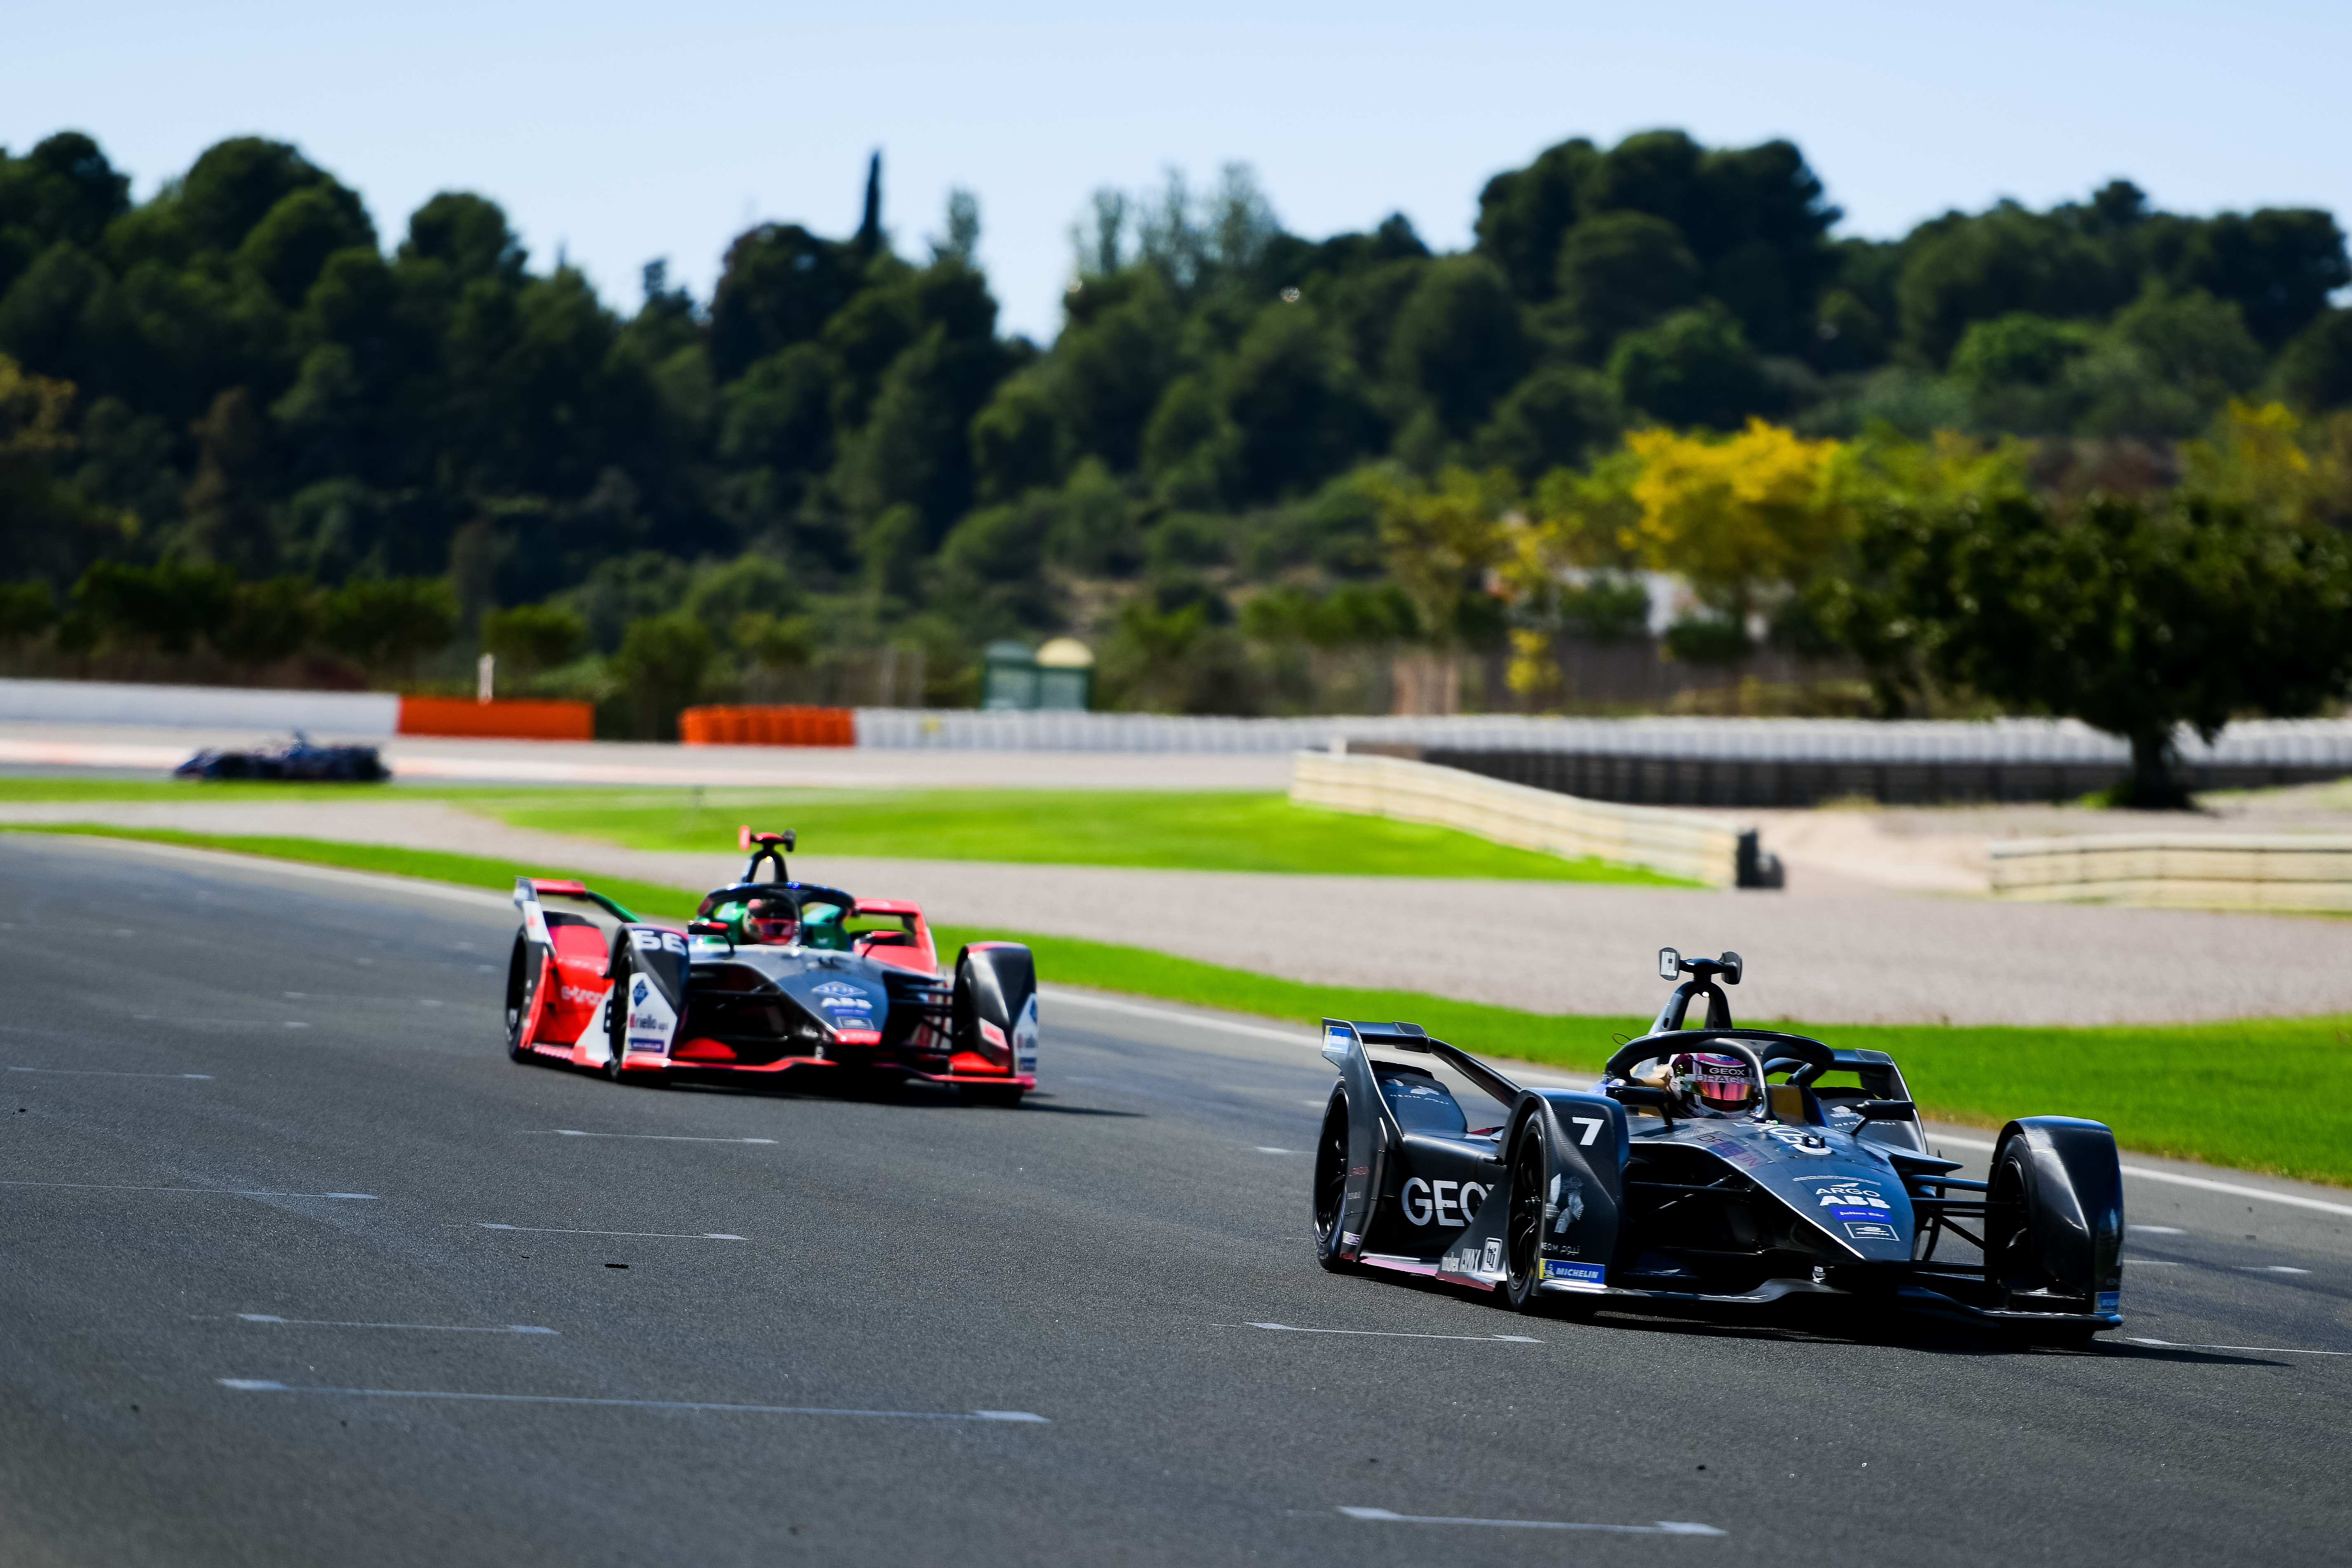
1312,1102,1348,1244
1507,1129,1545,1293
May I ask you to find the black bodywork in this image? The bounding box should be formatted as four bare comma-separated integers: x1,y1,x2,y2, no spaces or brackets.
175,732,387,782
1310,951,2124,1339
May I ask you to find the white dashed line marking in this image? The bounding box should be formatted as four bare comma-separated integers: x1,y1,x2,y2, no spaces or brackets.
2123,1259,2181,1266
2131,1225,2186,1235
537,1130,778,1145
1242,1323,1541,1343
1336,1507,1722,1535
1255,1147,1299,1155
217,1380,1045,1421
238,1314,555,1334
2130,1338,2352,1357
2241,1265,2314,1275
475,1223,745,1240
0,1182,374,1198
7,1067,213,1079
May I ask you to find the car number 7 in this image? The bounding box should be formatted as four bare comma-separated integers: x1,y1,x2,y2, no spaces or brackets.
1570,1117,1603,1146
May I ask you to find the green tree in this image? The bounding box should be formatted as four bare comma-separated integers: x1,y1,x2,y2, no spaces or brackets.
614,611,714,737
1824,490,2352,804
1608,304,1772,430
1553,211,1700,353
212,576,319,666
1386,256,1530,436
480,602,587,677
322,576,458,683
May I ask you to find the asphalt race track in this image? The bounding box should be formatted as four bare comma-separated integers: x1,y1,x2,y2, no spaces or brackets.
2,835,2347,1566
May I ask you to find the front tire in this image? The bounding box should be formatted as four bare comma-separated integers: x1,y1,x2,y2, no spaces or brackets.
1502,1118,1548,1311
1312,1090,1353,1272
504,934,533,1063
603,940,634,1083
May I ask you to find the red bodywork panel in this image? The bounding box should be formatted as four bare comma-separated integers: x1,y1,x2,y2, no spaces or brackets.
850,898,938,974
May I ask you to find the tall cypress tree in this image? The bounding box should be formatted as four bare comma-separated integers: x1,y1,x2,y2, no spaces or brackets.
856,151,883,254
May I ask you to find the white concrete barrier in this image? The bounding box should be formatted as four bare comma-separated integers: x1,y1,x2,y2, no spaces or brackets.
1990,834,2352,912
1289,749,1742,887
0,678,399,735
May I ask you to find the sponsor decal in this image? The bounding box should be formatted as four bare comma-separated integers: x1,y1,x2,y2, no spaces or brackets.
559,982,605,1007
979,1018,1007,1049
812,981,864,997
1844,1222,1900,1242
1542,1260,1606,1288
1402,1177,1489,1228
1013,993,1040,1075
1548,1172,1584,1234
631,978,650,1006
2096,1290,2120,1313
1809,1179,1894,1223
820,997,872,1012
1441,1239,1499,1279
1765,1126,1833,1156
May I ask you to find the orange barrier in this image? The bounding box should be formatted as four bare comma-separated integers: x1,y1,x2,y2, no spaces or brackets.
398,696,595,741
678,704,855,747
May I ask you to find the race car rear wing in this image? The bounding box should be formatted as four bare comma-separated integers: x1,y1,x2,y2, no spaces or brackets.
513,876,642,933
1320,1019,1523,1110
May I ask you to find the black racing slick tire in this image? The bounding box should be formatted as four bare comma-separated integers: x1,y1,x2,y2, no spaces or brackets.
1312,1090,1354,1273
1985,1137,2098,1347
603,939,634,1083
1502,1118,1548,1311
504,934,533,1063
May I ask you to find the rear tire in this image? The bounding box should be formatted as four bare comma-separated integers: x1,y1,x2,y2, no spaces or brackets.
1312,1091,1354,1273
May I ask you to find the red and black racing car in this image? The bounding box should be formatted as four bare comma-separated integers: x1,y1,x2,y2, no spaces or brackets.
501,829,1038,1105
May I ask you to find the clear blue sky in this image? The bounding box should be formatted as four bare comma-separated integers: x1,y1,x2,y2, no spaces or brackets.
9,1,2346,341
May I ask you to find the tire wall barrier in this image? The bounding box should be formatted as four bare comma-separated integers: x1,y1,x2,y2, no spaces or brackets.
679,705,856,747
1289,750,1742,888
1989,834,2352,912
397,697,594,741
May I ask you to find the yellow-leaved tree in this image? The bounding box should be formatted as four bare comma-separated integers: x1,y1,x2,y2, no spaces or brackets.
1623,418,1844,623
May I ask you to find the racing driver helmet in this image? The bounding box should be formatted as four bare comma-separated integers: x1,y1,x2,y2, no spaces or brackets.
740,894,800,945
1669,1051,1759,1118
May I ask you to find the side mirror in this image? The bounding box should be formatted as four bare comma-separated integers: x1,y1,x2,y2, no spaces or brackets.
687,919,733,951
1849,1099,1915,1124
1718,951,1743,986
1657,946,1681,980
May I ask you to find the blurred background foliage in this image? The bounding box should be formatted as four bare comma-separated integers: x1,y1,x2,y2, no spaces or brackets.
6,127,2352,740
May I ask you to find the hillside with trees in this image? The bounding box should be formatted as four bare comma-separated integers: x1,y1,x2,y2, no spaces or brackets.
5,126,2352,746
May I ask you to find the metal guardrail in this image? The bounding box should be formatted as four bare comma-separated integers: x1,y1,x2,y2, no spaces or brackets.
855,707,2352,770
1989,834,2352,913
1289,750,1744,887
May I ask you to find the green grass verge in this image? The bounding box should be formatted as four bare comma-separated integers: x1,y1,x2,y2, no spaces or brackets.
481,788,1698,885
9,822,2347,1187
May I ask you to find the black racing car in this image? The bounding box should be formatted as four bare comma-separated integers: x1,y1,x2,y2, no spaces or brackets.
175,731,388,782
1311,948,2123,1342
